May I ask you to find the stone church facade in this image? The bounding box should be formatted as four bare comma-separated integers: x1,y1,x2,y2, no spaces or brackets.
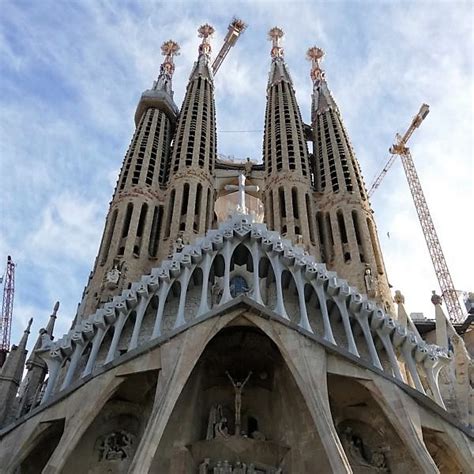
0,24,472,474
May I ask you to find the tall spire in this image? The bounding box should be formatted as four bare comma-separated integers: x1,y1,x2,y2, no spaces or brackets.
188,23,215,82
267,27,293,86
166,24,218,248
308,45,393,313
78,42,180,319
0,318,32,426
307,46,338,120
17,303,59,418
262,27,313,249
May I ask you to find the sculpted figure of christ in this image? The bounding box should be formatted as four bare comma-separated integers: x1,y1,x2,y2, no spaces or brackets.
226,370,252,436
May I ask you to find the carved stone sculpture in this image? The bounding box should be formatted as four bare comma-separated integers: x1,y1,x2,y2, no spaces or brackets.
98,430,134,462
199,458,211,474
226,370,252,436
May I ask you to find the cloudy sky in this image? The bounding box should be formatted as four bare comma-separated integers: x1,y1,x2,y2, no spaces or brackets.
0,0,472,350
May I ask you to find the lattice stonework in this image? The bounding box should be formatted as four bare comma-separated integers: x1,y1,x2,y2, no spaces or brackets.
37,215,450,410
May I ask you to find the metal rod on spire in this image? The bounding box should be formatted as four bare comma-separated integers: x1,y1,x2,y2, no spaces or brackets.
268,27,284,59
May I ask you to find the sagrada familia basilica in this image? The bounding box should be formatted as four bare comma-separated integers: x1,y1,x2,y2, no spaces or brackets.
0,21,472,473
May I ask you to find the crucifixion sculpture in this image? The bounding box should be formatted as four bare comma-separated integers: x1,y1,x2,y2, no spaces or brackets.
226,370,252,436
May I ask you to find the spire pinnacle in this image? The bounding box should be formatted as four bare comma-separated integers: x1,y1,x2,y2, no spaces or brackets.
268,27,284,59
18,318,33,350
198,24,215,57
307,46,325,85
44,301,59,337
153,40,180,93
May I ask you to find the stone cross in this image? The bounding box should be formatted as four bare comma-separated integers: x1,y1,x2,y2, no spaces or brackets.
224,174,259,214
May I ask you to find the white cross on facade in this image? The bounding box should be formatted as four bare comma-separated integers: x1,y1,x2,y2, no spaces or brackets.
224,174,259,214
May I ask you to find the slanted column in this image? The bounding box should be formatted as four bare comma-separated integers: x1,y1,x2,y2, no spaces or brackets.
152,277,172,338
39,348,64,404
311,268,336,344
328,280,359,356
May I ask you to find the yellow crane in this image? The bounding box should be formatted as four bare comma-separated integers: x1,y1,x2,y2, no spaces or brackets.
212,18,247,76
368,104,464,322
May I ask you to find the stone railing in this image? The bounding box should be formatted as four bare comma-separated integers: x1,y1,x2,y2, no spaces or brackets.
36,215,451,408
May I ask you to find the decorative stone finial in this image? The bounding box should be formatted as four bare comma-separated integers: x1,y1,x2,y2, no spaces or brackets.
25,318,33,334
431,290,443,306
394,290,405,305
53,301,60,315
307,46,325,85
198,24,215,56
160,40,180,77
268,27,284,59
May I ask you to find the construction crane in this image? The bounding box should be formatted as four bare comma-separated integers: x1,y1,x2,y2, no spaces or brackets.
212,18,247,76
368,104,464,322
0,256,15,367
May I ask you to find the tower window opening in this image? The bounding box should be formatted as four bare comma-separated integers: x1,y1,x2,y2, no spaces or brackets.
279,188,286,218
291,188,299,219
194,183,202,232
100,209,118,266
121,203,133,239
181,183,190,216
316,212,326,262
149,205,163,258
337,211,348,244
367,218,384,274
305,194,315,244
205,188,212,230
136,203,148,238
268,190,274,230
165,190,175,239
352,210,366,263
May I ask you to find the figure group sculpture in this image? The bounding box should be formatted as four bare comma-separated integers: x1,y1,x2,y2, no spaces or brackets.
199,459,282,474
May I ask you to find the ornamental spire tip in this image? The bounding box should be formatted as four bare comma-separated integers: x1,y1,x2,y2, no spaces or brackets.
198,24,215,56
307,46,325,84
268,27,284,59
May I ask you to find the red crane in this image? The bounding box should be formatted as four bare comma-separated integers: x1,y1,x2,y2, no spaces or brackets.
0,256,15,367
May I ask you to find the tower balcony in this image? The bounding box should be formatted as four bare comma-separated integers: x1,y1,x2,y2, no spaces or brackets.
134,89,179,126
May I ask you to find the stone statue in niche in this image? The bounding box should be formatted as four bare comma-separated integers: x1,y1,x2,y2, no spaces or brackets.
226,371,252,436
340,426,389,472
206,404,229,440
199,458,211,474
364,266,376,298
211,282,223,307
104,259,125,290
98,430,135,461
232,461,247,473
200,459,282,473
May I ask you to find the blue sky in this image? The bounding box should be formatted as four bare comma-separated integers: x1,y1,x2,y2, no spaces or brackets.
1,0,472,351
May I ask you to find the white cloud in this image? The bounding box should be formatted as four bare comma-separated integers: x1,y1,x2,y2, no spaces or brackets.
1,0,472,353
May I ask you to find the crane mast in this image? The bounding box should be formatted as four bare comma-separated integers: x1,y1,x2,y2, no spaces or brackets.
212,18,247,76
0,255,15,367
368,104,464,322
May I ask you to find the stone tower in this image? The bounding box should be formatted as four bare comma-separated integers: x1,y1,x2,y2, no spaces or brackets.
263,28,315,253
307,47,393,312
79,41,180,318
165,24,217,250
0,318,31,426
